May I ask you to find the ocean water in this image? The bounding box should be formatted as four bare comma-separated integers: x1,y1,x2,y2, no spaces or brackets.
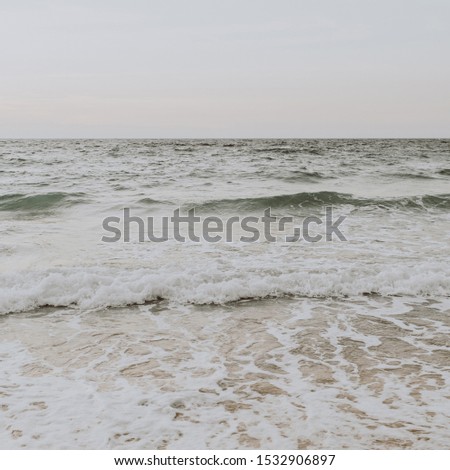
1,139,450,449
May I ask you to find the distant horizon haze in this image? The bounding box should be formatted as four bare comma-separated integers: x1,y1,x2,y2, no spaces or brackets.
1,0,449,138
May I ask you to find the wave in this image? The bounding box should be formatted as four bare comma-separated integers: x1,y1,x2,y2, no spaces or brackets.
137,197,171,206
184,191,450,213
390,172,436,180
282,171,329,182
1,261,448,314
254,146,323,156
0,192,87,212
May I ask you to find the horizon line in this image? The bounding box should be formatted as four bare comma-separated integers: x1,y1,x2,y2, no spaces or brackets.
1,136,448,140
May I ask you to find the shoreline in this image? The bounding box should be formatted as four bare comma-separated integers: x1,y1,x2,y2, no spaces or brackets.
1,296,449,449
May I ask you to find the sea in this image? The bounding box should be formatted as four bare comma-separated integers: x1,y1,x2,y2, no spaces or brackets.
1,139,449,449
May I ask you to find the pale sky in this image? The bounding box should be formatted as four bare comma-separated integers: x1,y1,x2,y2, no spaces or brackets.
0,0,449,138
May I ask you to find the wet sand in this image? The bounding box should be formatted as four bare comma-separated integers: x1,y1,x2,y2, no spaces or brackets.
1,296,449,449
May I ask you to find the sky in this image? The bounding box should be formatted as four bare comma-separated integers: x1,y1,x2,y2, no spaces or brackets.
0,0,449,138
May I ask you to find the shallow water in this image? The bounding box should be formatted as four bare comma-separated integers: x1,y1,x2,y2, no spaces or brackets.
1,296,449,449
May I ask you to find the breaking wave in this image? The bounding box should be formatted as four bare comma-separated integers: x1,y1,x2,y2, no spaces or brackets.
1,261,449,315
183,192,450,213
0,192,87,212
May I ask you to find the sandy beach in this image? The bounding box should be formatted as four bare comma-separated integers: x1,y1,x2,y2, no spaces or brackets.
1,296,449,449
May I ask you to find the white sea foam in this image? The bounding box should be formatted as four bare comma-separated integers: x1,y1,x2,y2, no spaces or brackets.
1,257,449,314
2,297,450,449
